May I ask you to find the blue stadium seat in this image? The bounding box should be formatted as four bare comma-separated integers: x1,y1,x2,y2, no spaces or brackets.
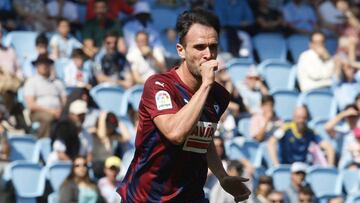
228,138,262,167
119,85,144,117
32,137,51,163
9,135,37,162
326,37,338,55
151,7,178,31
346,193,360,203
297,90,337,121
237,114,252,139
286,34,309,63
90,84,126,116
48,192,59,203
306,166,341,197
54,58,71,80
46,161,72,192
266,164,291,191
271,90,299,121
252,33,287,62
258,59,295,91
226,58,254,85
339,169,360,195
318,194,344,203
10,161,46,203
3,31,38,65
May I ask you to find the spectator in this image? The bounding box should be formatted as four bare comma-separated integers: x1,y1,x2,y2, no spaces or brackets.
214,0,254,56
209,160,245,203
82,0,125,50
59,156,104,203
297,31,335,92
268,106,335,166
328,196,345,203
249,95,282,143
324,104,359,157
23,33,50,79
254,0,285,33
50,18,82,60
90,112,130,178
64,49,91,88
298,186,315,203
13,0,55,32
24,54,67,138
47,119,80,165
332,56,360,110
123,1,164,49
127,31,166,84
318,0,347,36
340,127,360,168
85,0,133,21
68,100,93,163
46,0,79,23
282,0,317,34
162,28,181,67
267,191,285,203
236,66,269,114
284,162,310,203
253,175,273,203
97,156,122,203
94,31,134,88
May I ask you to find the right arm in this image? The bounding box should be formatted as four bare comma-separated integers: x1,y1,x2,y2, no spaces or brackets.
268,134,280,167
153,60,218,145
324,107,358,137
25,96,61,118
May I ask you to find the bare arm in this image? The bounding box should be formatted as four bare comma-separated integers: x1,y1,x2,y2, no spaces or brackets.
268,136,280,166
319,140,335,166
324,108,358,137
206,140,227,180
25,96,61,118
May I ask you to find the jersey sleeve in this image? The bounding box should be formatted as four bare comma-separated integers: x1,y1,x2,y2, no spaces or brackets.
142,75,180,119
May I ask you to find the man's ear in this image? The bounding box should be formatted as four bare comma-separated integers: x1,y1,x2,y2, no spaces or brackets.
176,43,185,59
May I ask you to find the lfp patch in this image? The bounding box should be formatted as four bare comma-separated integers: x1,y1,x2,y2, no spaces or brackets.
155,90,172,110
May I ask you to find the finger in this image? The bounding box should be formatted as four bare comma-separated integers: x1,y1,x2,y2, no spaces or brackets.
236,177,249,182
234,192,251,202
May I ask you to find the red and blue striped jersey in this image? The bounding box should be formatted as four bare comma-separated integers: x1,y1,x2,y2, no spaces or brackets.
117,68,230,202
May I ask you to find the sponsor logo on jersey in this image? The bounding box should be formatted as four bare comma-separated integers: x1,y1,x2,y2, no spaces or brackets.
183,121,217,154
155,90,172,110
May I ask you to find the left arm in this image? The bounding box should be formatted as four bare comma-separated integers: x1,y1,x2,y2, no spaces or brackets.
319,140,336,167
206,140,227,180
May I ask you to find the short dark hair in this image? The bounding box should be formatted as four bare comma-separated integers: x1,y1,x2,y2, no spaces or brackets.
310,30,325,42
95,0,107,4
176,8,220,46
35,33,49,46
261,95,274,105
56,17,69,26
299,186,314,198
104,30,119,40
71,48,85,59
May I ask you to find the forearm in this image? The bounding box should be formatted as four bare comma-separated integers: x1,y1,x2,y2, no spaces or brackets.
324,113,345,134
254,125,268,142
206,141,227,180
155,83,212,144
268,137,279,166
321,141,335,166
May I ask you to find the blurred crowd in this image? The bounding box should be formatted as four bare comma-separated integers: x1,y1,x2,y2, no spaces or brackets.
0,0,360,203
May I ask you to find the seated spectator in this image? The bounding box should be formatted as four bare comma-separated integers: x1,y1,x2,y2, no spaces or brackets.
236,67,269,114
253,175,273,203
50,18,83,60
340,127,360,167
328,196,345,203
282,0,317,34
297,31,335,92
97,156,122,203
60,156,103,203
127,31,166,84
82,0,125,50
24,54,67,137
13,0,55,32
332,56,360,110
64,49,91,88
162,28,181,67
214,0,254,57
90,112,131,178
318,0,347,36
268,106,335,166
255,0,285,33
85,0,133,21
324,104,359,156
250,95,282,143
94,31,134,88
68,100,93,163
298,186,315,203
47,119,80,165
23,33,52,79
123,1,163,50
267,191,286,203
209,160,245,203
284,162,310,203
46,0,79,24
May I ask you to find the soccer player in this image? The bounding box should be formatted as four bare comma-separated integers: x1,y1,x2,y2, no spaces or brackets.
117,9,251,203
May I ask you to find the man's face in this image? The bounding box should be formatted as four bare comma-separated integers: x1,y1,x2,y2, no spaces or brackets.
37,63,51,78
177,23,218,79
104,167,120,182
310,33,325,51
104,36,117,53
293,107,308,131
58,21,70,37
94,2,107,18
299,193,313,203
135,32,149,48
291,171,306,187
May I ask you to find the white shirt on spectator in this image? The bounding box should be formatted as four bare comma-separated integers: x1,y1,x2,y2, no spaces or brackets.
79,128,93,156
63,60,90,87
46,0,78,22
47,139,66,165
50,34,82,59
297,49,335,92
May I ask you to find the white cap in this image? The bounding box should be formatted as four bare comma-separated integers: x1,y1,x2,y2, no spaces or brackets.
133,2,151,15
246,65,260,77
291,162,308,173
69,100,88,115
